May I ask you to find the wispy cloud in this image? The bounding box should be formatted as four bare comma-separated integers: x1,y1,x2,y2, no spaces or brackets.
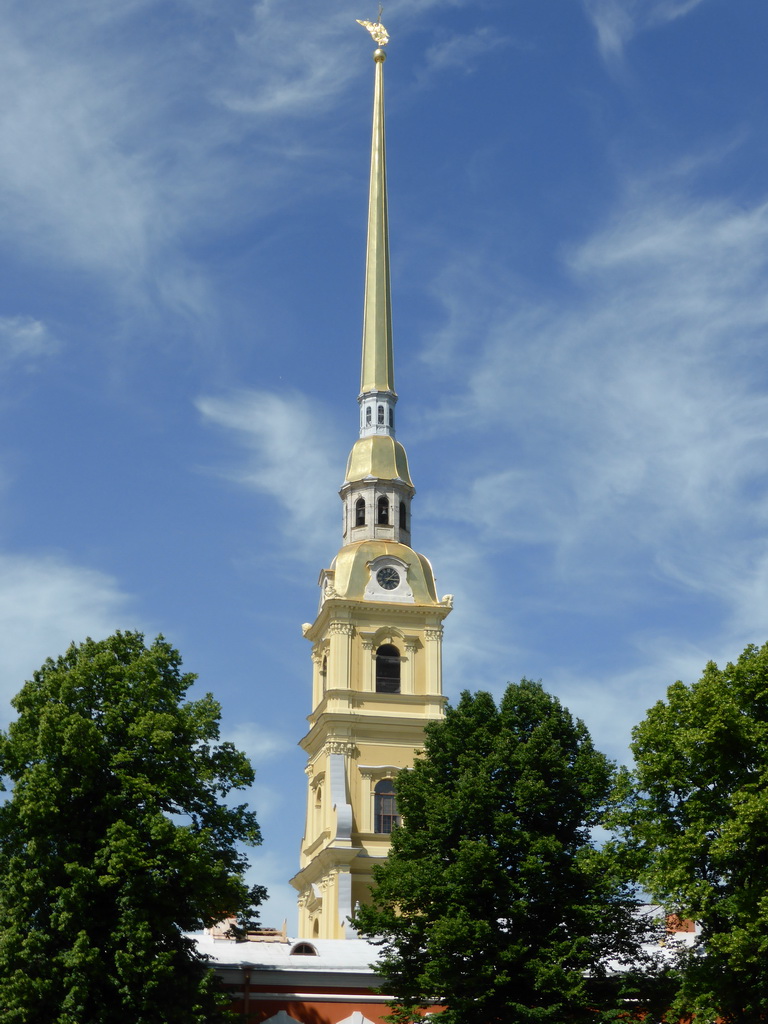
551,635,712,763
433,186,768,554
0,0,484,333
409,169,768,751
421,529,521,696
0,316,59,368
245,848,298,930
647,0,708,27
196,390,342,562
421,27,510,79
0,1,347,320
0,26,153,273
582,0,708,64
222,720,293,766
0,0,481,358
0,5,217,319
219,0,479,117
217,5,362,118
582,0,637,64
0,553,136,719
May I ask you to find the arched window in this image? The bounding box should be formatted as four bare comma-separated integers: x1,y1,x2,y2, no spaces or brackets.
320,655,327,691
377,496,389,525
366,406,372,425
376,644,400,693
314,783,323,830
374,779,399,834
399,501,407,531
290,941,318,956
378,404,385,425
389,408,394,428
355,497,366,526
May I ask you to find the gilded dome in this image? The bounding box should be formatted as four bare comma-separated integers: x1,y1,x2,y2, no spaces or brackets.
344,435,413,487
331,541,438,603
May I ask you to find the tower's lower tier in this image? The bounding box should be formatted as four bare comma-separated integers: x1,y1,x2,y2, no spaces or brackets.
294,555,452,939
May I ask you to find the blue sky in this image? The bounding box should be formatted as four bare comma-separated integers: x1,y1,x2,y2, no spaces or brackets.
1,0,766,928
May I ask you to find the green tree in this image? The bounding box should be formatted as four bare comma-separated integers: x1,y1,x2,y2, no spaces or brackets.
609,641,768,1023
0,631,265,1024
353,680,657,1024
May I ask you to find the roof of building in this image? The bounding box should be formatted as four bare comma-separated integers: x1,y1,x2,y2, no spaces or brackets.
194,906,701,977
194,934,382,975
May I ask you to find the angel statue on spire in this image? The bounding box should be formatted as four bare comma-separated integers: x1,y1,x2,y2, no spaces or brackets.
356,6,389,47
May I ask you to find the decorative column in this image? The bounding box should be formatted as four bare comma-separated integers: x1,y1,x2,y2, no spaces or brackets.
424,627,443,695
328,622,355,690
403,638,419,694
361,638,375,691
310,647,323,707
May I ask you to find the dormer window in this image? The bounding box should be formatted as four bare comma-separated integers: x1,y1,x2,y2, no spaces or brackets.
377,496,389,525
290,942,318,956
355,497,366,526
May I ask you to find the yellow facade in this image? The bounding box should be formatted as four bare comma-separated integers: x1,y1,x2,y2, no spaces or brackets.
291,576,451,939
290,40,451,940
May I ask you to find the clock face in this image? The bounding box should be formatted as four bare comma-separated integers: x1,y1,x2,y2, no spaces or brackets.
376,566,400,590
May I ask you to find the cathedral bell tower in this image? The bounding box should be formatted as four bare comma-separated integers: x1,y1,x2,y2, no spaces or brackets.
290,24,452,941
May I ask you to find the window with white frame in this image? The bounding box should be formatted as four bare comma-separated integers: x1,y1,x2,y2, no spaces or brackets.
374,778,399,833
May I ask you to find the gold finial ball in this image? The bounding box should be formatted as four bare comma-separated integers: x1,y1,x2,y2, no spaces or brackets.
373,47,386,62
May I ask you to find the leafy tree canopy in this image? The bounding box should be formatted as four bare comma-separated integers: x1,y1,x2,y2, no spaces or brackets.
609,641,768,1023
353,679,656,1024
0,631,265,1024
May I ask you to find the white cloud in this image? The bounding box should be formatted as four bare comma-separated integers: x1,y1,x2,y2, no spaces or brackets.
421,530,518,696
582,0,708,63
196,390,341,562
421,27,510,79
0,553,135,720
409,173,768,741
388,0,468,11
223,720,293,766
217,5,361,118
0,26,153,276
245,848,298,932
0,1,325,318
219,0,477,117
551,636,711,764
583,0,635,63
0,316,59,367
0,6,218,322
432,186,768,559
0,0,483,326
647,0,707,27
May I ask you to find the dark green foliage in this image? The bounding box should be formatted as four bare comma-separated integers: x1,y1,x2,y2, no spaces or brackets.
608,642,768,1023
0,631,265,1024
353,680,656,1024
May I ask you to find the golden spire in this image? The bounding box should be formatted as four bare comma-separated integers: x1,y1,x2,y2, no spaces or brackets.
358,22,395,399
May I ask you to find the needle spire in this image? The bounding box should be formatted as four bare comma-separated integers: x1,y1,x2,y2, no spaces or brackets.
357,22,396,436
